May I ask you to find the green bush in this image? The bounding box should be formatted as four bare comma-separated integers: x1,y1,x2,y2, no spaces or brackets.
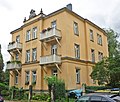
45,76,66,101
86,86,112,92
54,80,66,99
32,93,49,101
1,90,10,96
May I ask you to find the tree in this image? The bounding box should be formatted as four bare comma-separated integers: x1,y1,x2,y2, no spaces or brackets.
105,28,120,57
90,29,120,87
91,56,120,87
45,76,66,102
0,44,4,82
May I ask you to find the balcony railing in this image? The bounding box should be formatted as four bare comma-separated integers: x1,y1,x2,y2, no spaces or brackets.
40,54,61,65
40,28,61,42
8,42,22,51
6,61,21,70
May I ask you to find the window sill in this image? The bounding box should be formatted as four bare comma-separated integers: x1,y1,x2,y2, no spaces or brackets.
25,81,29,85
26,40,32,43
90,39,94,42
98,43,102,46
32,38,37,41
74,33,79,36
76,82,80,84
75,57,80,60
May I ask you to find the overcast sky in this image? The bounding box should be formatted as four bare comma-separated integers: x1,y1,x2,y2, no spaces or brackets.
0,0,120,70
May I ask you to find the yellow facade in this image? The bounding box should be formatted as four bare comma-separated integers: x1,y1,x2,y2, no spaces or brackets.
7,6,108,91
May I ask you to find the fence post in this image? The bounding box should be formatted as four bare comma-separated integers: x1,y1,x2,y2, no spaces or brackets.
29,85,32,101
82,83,86,95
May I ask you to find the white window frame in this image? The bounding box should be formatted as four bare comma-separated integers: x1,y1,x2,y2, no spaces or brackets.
76,69,80,83
26,50,30,62
74,22,79,35
16,35,20,43
75,44,80,59
26,30,31,41
91,49,95,62
51,20,56,28
98,52,103,61
32,27,37,39
15,73,18,84
32,70,36,83
90,29,94,41
16,53,19,61
25,71,30,83
32,48,37,61
52,69,57,77
51,44,57,54
97,34,102,45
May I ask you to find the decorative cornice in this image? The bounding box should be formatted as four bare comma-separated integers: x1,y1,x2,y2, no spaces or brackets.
61,56,95,65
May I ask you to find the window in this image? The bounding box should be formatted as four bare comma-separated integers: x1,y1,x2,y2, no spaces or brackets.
98,52,103,61
74,44,80,59
90,96,102,102
78,96,89,101
101,97,108,102
91,49,95,62
51,44,57,54
52,69,57,77
15,73,18,84
26,30,31,41
16,53,19,61
25,71,30,84
51,21,56,28
16,35,20,43
97,34,102,45
32,27,37,39
32,71,36,84
76,69,80,83
90,29,94,41
26,50,30,62
32,48,37,61
74,22,79,35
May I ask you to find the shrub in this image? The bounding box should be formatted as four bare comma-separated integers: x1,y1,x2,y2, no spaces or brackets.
45,76,66,101
86,86,112,93
32,93,49,101
1,90,10,96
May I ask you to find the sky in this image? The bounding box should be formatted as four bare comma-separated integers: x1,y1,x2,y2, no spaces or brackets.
0,0,120,70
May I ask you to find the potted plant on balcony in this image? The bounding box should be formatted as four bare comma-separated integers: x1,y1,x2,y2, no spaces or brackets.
11,60,21,64
42,29,47,33
7,61,11,64
11,41,15,44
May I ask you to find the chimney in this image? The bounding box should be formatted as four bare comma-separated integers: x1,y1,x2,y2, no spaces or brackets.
66,3,72,11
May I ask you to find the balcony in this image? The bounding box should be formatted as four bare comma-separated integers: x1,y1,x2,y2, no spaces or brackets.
6,61,22,70
40,28,62,42
8,42,22,52
40,54,61,65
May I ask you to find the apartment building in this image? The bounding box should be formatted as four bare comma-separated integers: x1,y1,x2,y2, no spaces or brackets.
7,4,108,91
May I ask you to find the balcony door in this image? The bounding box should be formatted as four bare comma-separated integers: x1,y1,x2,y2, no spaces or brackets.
51,44,57,55
52,68,57,77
